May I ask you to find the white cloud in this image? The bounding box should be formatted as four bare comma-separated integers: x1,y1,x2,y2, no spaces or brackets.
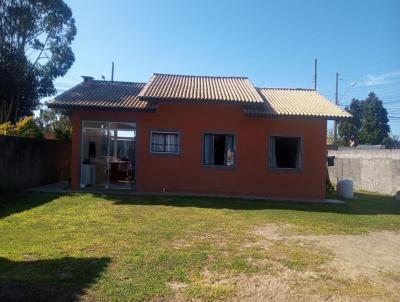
361,70,400,86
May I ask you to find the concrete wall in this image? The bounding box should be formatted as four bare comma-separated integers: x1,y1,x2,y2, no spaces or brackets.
328,149,400,195
0,135,71,193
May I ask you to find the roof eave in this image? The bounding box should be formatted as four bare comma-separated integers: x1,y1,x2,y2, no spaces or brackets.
244,112,352,120
138,96,263,104
48,103,158,112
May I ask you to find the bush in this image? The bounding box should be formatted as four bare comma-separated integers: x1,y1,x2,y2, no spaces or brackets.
15,116,43,138
54,127,72,140
326,174,335,193
0,122,17,136
383,135,400,149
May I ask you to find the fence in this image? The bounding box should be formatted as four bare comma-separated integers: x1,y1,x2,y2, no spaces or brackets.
328,149,400,195
0,135,71,193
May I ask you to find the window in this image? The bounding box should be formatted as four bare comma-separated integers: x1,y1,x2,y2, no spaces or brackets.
203,133,235,166
269,136,302,169
150,131,180,154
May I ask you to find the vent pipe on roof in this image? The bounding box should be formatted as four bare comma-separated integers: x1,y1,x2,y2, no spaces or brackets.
81,76,94,82
111,61,114,82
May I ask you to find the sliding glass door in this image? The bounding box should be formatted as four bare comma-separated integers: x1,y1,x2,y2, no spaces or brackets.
80,121,136,189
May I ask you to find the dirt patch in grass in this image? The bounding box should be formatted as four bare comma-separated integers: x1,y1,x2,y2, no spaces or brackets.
304,231,400,280
171,225,400,301
234,224,400,301
229,272,323,302
255,224,400,279
217,270,395,302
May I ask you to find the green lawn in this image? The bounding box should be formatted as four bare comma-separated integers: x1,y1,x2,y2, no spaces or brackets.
0,192,399,301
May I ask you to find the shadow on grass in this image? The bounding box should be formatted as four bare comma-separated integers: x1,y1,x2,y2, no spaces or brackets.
1,191,398,218
0,193,61,219
104,192,400,216
0,256,110,302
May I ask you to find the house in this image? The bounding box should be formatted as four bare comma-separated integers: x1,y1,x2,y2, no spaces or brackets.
49,73,351,199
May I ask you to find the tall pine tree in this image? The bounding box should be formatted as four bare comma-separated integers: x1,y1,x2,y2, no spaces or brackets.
338,99,362,146
339,93,390,146
358,93,390,144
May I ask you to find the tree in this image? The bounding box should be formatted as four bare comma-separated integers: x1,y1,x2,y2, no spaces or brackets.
358,93,390,144
326,127,334,145
339,93,390,146
36,106,72,140
0,0,76,123
383,135,400,149
338,98,362,146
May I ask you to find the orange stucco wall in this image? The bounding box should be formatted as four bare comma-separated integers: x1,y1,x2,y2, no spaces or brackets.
71,103,327,199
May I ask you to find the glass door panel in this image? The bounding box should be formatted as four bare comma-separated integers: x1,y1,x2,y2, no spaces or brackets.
108,124,136,189
81,121,136,189
81,125,110,188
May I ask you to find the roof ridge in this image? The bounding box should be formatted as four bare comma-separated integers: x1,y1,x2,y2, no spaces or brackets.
90,80,146,85
152,73,249,79
257,87,315,91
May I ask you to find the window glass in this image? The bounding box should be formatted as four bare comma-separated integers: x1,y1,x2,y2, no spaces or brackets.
109,122,135,130
270,136,302,169
203,133,235,166
83,121,108,129
150,132,180,154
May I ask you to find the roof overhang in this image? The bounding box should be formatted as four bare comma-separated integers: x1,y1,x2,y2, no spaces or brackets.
48,102,158,112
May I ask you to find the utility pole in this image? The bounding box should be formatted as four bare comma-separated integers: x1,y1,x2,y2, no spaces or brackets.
334,72,341,145
313,59,318,90
111,61,114,82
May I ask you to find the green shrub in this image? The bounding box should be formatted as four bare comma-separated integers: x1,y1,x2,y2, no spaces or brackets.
54,126,72,140
326,174,335,193
15,116,43,138
0,122,17,136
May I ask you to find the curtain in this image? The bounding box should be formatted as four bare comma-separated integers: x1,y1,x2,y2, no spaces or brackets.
152,132,179,153
269,137,277,168
225,135,234,166
165,133,179,153
152,133,165,152
204,134,214,165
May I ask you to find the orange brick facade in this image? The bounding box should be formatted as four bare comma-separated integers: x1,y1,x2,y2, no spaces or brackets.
71,103,327,199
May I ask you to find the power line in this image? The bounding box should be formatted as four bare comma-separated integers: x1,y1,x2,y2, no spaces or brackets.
54,83,75,87
384,100,400,105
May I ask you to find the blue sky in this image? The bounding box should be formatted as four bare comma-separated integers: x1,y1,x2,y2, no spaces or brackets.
55,0,400,134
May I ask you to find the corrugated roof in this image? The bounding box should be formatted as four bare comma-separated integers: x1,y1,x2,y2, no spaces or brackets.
48,74,350,120
48,80,157,111
244,88,352,119
138,73,263,103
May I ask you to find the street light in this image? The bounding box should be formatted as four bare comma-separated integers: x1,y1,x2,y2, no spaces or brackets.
340,82,358,103
334,81,358,146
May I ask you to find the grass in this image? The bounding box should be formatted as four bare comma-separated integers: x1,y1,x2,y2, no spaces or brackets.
381,270,400,282
266,240,332,271
0,191,399,301
304,274,385,298
184,283,235,301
